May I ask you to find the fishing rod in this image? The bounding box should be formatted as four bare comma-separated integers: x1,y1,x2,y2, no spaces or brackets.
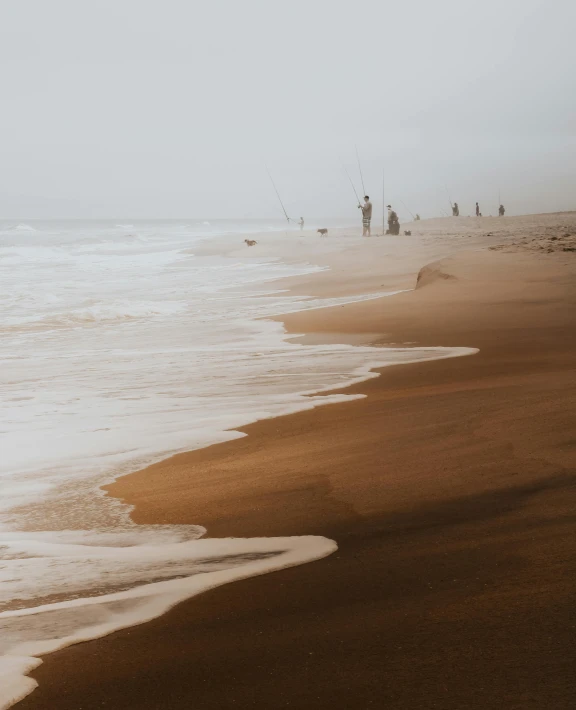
399,198,415,221
445,183,454,211
382,168,386,235
355,145,366,197
342,163,362,207
265,165,291,223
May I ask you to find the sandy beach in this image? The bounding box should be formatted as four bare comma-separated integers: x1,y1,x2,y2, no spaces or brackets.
17,214,576,709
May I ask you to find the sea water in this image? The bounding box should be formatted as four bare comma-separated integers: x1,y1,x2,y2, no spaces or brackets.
0,220,475,707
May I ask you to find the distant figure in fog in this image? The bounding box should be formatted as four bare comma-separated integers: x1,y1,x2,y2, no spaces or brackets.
476,202,481,217
452,202,460,216
298,217,305,231
499,204,505,217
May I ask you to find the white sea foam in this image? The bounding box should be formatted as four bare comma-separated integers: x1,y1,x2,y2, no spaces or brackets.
0,219,477,706
2,299,188,331
0,532,337,710
11,224,39,233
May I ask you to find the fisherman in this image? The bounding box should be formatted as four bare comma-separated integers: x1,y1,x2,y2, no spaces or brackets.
452,202,460,217
476,202,481,217
387,205,400,235
358,195,372,236
499,204,505,217
298,217,305,230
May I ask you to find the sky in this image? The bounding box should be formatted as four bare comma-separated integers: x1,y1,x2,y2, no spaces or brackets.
0,0,574,220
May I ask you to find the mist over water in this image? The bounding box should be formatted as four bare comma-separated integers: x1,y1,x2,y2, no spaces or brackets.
1,1,575,221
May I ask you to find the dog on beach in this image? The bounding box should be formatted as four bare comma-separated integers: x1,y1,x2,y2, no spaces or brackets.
404,230,412,236
244,239,258,247
317,228,328,236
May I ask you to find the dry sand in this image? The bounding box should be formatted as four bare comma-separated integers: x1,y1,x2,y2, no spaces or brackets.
18,214,576,709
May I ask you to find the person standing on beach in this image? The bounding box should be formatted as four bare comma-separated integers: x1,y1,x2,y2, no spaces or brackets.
298,217,305,231
452,202,460,216
476,202,481,217
499,204,505,217
359,195,372,236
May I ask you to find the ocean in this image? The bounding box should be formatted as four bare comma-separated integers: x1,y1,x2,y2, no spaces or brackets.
0,219,474,707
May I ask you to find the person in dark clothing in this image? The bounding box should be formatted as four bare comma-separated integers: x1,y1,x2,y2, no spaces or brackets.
386,205,400,235
452,202,460,216
476,202,481,217
499,204,505,217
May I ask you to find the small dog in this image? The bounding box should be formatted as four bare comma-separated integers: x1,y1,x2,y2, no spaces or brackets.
317,228,328,236
404,230,412,236
244,239,258,247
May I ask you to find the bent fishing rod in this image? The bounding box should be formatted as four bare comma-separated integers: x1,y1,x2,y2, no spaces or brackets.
399,198,415,221
342,163,362,207
445,183,454,211
355,145,367,197
265,165,292,223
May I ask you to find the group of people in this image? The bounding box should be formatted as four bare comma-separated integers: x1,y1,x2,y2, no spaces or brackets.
357,196,400,236
452,202,506,217
297,196,506,240
358,195,507,239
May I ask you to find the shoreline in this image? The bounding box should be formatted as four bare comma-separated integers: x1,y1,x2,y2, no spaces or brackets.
2,217,472,709
15,214,576,709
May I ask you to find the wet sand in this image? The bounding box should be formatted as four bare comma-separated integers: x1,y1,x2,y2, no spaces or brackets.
18,216,576,709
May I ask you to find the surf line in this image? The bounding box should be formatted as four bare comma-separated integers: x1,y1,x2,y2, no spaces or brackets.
0,535,338,710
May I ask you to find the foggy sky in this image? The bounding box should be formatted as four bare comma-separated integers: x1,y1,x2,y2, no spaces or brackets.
0,0,575,220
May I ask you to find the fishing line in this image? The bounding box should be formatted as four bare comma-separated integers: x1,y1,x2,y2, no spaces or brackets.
355,145,366,197
342,163,361,206
382,168,386,235
399,198,415,220
444,183,454,210
265,165,291,223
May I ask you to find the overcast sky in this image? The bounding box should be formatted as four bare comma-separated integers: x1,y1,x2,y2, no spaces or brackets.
0,0,574,220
